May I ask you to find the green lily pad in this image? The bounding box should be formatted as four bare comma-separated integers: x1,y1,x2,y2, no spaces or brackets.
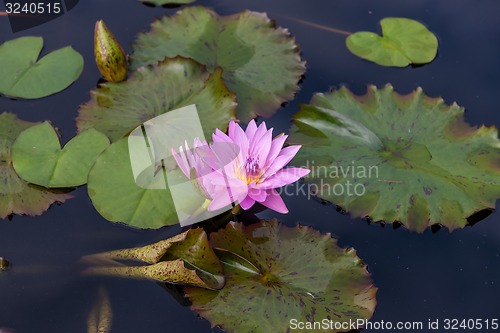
289,85,500,232
12,122,109,188
0,113,72,219
77,57,236,142
185,220,377,333
0,36,84,99
140,0,194,5
130,6,305,121
346,17,438,67
82,228,224,289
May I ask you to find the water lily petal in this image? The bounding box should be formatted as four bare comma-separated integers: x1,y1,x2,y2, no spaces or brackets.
253,128,273,170
212,128,233,143
248,188,267,202
239,196,256,210
265,134,287,167
262,145,302,178
229,122,249,157
245,119,258,141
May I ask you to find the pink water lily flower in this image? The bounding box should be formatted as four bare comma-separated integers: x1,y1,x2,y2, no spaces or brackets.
172,120,310,214
209,120,310,213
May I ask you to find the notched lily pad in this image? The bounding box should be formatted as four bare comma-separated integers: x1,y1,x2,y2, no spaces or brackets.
185,220,377,333
140,0,195,6
77,57,236,142
289,85,500,232
0,36,84,99
131,6,305,121
346,18,438,67
12,122,109,188
82,228,224,290
0,113,72,219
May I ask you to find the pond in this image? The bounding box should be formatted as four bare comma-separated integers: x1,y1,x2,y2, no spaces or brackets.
0,0,499,332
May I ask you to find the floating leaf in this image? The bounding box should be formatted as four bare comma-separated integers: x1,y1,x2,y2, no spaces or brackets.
87,287,112,333
131,6,305,121
12,122,109,188
346,17,438,67
94,20,128,83
140,0,195,5
289,85,500,232
0,36,84,99
185,220,377,333
0,257,9,271
82,228,224,289
0,113,72,219
77,57,236,142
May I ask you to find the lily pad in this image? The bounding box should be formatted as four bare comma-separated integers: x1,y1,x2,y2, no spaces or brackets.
0,113,72,219
77,57,236,142
346,17,438,67
288,85,500,232
130,6,305,121
82,228,224,289
185,220,377,333
12,122,109,188
0,36,84,99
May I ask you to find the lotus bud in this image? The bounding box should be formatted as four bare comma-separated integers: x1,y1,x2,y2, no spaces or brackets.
94,20,127,82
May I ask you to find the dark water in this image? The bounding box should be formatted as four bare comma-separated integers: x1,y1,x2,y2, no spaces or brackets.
1,0,499,332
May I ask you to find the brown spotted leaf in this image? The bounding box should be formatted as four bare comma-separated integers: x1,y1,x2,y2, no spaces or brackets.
0,113,72,219
289,85,500,232
82,228,224,290
185,220,376,333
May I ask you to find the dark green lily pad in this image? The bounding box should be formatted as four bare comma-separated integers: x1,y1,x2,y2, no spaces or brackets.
289,85,500,232
12,122,109,188
77,57,236,142
130,6,305,121
185,220,377,333
82,228,224,289
346,17,438,67
0,36,83,99
0,113,72,219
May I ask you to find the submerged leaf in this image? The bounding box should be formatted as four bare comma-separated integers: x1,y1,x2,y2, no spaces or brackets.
185,220,377,333
0,113,72,219
82,228,224,289
346,17,438,67
131,6,305,121
94,20,128,83
12,122,109,188
289,85,500,232
87,287,112,333
77,57,236,142
0,36,83,98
